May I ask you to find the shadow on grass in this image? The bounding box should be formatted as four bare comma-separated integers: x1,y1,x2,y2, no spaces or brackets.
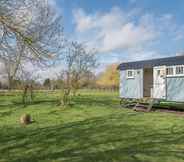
0,99,59,118
73,95,120,108
0,99,58,108
0,93,119,112
0,113,184,162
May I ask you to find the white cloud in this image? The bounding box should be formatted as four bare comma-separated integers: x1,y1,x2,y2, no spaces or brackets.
100,22,156,52
73,7,184,61
73,9,94,32
73,7,128,32
73,7,158,53
124,48,164,61
48,0,62,15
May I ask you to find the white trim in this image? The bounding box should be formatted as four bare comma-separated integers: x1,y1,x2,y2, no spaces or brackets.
175,65,184,76
126,70,135,79
153,66,166,99
166,66,174,77
166,65,184,77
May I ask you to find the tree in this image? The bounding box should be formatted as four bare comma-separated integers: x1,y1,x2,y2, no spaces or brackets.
58,41,97,106
78,71,97,89
0,0,64,89
43,78,51,90
96,64,119,89
19,68,40,105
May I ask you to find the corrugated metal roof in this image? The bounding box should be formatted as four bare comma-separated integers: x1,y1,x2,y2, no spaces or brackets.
118,55,184,70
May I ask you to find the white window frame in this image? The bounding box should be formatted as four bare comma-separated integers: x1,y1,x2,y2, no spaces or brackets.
166,65,184,77
126,70,135,79
175,65,184,76
166,66,174,77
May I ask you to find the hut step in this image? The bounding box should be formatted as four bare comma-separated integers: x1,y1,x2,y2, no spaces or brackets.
133,99,155,112
134,103,148,109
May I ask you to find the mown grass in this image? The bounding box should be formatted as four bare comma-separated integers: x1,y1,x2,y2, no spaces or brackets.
0,90,184,162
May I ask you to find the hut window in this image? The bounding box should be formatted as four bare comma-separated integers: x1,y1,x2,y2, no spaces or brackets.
166,67,174,76
176,66,184,75
127,70,134,79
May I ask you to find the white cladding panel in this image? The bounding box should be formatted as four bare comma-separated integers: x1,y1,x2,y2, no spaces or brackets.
153,66,166,99
119,69,143,99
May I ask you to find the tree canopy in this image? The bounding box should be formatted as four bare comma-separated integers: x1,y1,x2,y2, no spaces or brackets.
96,64,119,88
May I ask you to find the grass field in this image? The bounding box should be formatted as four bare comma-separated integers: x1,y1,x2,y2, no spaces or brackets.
0,90,184,162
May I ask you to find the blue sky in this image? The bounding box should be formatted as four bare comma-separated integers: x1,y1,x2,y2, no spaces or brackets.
49,0,184,71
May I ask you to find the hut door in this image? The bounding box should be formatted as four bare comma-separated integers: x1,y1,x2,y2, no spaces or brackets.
153,66,166,99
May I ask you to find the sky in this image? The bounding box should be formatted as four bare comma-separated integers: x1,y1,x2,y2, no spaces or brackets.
40,0,184,78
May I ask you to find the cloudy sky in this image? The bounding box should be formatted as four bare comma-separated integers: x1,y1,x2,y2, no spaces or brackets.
41,0,184,77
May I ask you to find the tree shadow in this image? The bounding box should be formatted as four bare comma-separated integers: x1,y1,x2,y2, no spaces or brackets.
0,99,58,109
0,113,184,162
0,98,59,119
73,95,120,108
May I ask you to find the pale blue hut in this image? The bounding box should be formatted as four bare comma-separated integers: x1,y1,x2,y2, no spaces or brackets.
118,55,184,102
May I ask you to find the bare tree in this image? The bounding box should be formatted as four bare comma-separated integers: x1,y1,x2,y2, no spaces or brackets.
18,66,40,105
0,0,64,89
58,41,97,106
43,78,51,90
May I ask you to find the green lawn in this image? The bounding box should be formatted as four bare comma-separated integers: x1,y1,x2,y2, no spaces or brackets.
0,90,184,162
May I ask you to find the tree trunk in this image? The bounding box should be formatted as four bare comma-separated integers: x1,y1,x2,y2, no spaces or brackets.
30,84,34,102
22,85,28,105
8,75,13,91
60,89,70,106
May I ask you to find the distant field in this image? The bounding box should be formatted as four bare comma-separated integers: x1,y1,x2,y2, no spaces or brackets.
0,90,184,162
